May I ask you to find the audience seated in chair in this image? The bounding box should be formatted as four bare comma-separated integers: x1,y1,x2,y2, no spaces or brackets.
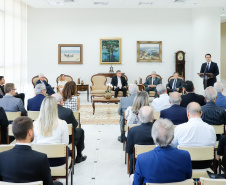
36,74,55,96
151,84,171,111
27,84,46,111
126,106,155,175
130,118,192,185
57,74,68,93
0,83,27,116
0,116,62,185
172,102,216,169
0,107,9,144
201,86,226,126
32,96,69,167
0,76,25,104
217,135,226,171
125,91,149,130
144,71,162,98
118,84,139,143
214,82,226,109
166,72,183,94
53,93,87,164
180,81,205,107
62,81,80,111
111,70,127,98
160,92,188,125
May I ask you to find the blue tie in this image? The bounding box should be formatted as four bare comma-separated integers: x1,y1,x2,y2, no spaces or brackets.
207,63,210,71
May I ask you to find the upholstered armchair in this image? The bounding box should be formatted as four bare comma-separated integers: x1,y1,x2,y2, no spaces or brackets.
56,75,73,92
32,75,49,88
168,75,185,95
143,74,162,97
111,75,129,97
90,74,108,101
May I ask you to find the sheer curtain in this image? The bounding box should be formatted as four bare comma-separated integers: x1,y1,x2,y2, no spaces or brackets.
0,0,27,93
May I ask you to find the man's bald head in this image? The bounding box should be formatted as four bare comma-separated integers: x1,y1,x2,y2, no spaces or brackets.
138,106,154,123
187,102,202,119
169,92,181,105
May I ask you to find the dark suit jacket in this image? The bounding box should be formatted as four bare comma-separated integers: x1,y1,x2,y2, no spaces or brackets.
133,146,192,184
144,77,161,87
0,85,5,96
167,79,183,91
180,92,206,107
160,105,188,125
27,94,45,111
111,76,127,88
0,107,9,144
0,145,53,185
200,61,219,86
36,80,51,87
201,102,226,125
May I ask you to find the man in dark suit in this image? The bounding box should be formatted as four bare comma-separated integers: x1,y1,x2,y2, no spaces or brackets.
200,54,219,89
111,70,127,98
126,106,155,175
131,118,192,185
0,107,9,144
27,83,46,111
36,74,55,96
180,81,205,107
144,71,162,98
160,92,188,125
53,93,87,163
0,116,62,185
166,72,183,94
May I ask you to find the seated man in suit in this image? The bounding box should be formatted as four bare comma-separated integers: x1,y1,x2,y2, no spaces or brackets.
0,76,25,104
151,84,171,111
201,86,226,126
0,107,9,144
111,70,127,98
144,71,161,98
180,80,205,107
0,116,62,185
214,82,226,109
0,83,27,116
126,106,155,175
36,74,55,96
166,72,183,94
27,83,46,111
53,93,87,163
118,84,139,143
172,102,216,169
160,92,188,125
131,118,192,185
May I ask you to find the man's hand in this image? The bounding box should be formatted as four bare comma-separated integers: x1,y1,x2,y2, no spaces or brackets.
149,85,156,88
59,85,63,88
167,87,170,89
124,86,127,88
114,86,116,90
176,88,179,91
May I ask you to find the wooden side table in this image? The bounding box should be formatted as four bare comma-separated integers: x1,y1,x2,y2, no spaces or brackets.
77,84,89,102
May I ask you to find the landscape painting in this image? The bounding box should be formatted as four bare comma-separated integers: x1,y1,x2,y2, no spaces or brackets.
100,38,122,64
58,44,83,64
137,41,162,62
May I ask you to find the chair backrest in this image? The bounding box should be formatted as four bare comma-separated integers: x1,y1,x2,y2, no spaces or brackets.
145,74,162,81
178,146,214,161
0,181,43,185
211,125,225,135
56,75,73,85
73,111,80,128
32,75,48,88
134,144,156,158
68,124,73,136
91,75,107,90
168,75,185,82
28,111,40,121
8,125,13,137
145,179,194,185
199,177,226,185
154,111,160,119
6,112,21,121
0,144,14,153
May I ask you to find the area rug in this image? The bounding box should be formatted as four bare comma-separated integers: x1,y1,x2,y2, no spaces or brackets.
80,104,120,125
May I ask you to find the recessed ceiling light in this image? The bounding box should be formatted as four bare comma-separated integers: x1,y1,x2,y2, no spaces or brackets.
48,1,64,6
138,2,153,6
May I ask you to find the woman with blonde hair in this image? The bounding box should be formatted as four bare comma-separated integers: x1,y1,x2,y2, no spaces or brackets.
62,81,80,111
57,74,68,92
33,96,69,166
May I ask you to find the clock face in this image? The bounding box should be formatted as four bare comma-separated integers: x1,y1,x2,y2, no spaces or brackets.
178,52,184,61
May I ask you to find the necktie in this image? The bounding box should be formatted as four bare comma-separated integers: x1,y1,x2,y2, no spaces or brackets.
207,63,210,71
173,80,177,90
118,77,122,89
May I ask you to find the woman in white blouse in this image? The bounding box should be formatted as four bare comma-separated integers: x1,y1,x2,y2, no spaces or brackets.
58,74,67,92
62,81,80,111
33,96,69,166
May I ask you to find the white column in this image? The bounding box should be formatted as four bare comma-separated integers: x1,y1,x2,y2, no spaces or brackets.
192,8,221,95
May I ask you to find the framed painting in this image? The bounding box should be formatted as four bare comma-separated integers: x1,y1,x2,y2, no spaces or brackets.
58,44,83,64
100,38,122,64
137,41,162,62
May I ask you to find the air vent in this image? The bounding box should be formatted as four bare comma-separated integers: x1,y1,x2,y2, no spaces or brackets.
138,2,153,6
93,2,108,5
174,0,186,2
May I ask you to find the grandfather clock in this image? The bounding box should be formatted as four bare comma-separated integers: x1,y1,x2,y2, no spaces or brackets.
175,51,185,79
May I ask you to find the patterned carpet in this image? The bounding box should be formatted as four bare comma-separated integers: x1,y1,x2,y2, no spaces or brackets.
80,104,120,125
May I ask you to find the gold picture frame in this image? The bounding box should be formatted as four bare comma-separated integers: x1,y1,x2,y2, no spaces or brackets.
100,38,122,64
137,41,162,62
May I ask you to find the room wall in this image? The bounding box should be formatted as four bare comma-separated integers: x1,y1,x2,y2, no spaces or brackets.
221,22,226,79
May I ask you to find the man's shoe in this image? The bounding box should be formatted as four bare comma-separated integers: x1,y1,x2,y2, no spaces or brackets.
75,155,87,164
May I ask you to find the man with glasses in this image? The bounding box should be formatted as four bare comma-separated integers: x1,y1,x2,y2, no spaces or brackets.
36,74,55,96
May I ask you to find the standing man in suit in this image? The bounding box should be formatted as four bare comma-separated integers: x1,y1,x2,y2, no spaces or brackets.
0,116,62,185
166,72,183,94
0,107,9,144
36,74,55,96
111,70,127,98
144,71,161,98
27,84,46,111
200,54,219,89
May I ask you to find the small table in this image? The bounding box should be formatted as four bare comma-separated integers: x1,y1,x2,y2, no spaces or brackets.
77,84,89,102
92,97,120,115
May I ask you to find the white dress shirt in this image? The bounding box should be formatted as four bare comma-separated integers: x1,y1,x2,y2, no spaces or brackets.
152,78,155,85
117,77,122,89
171,118,216,148
151,94,171,111
58,80,67,92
